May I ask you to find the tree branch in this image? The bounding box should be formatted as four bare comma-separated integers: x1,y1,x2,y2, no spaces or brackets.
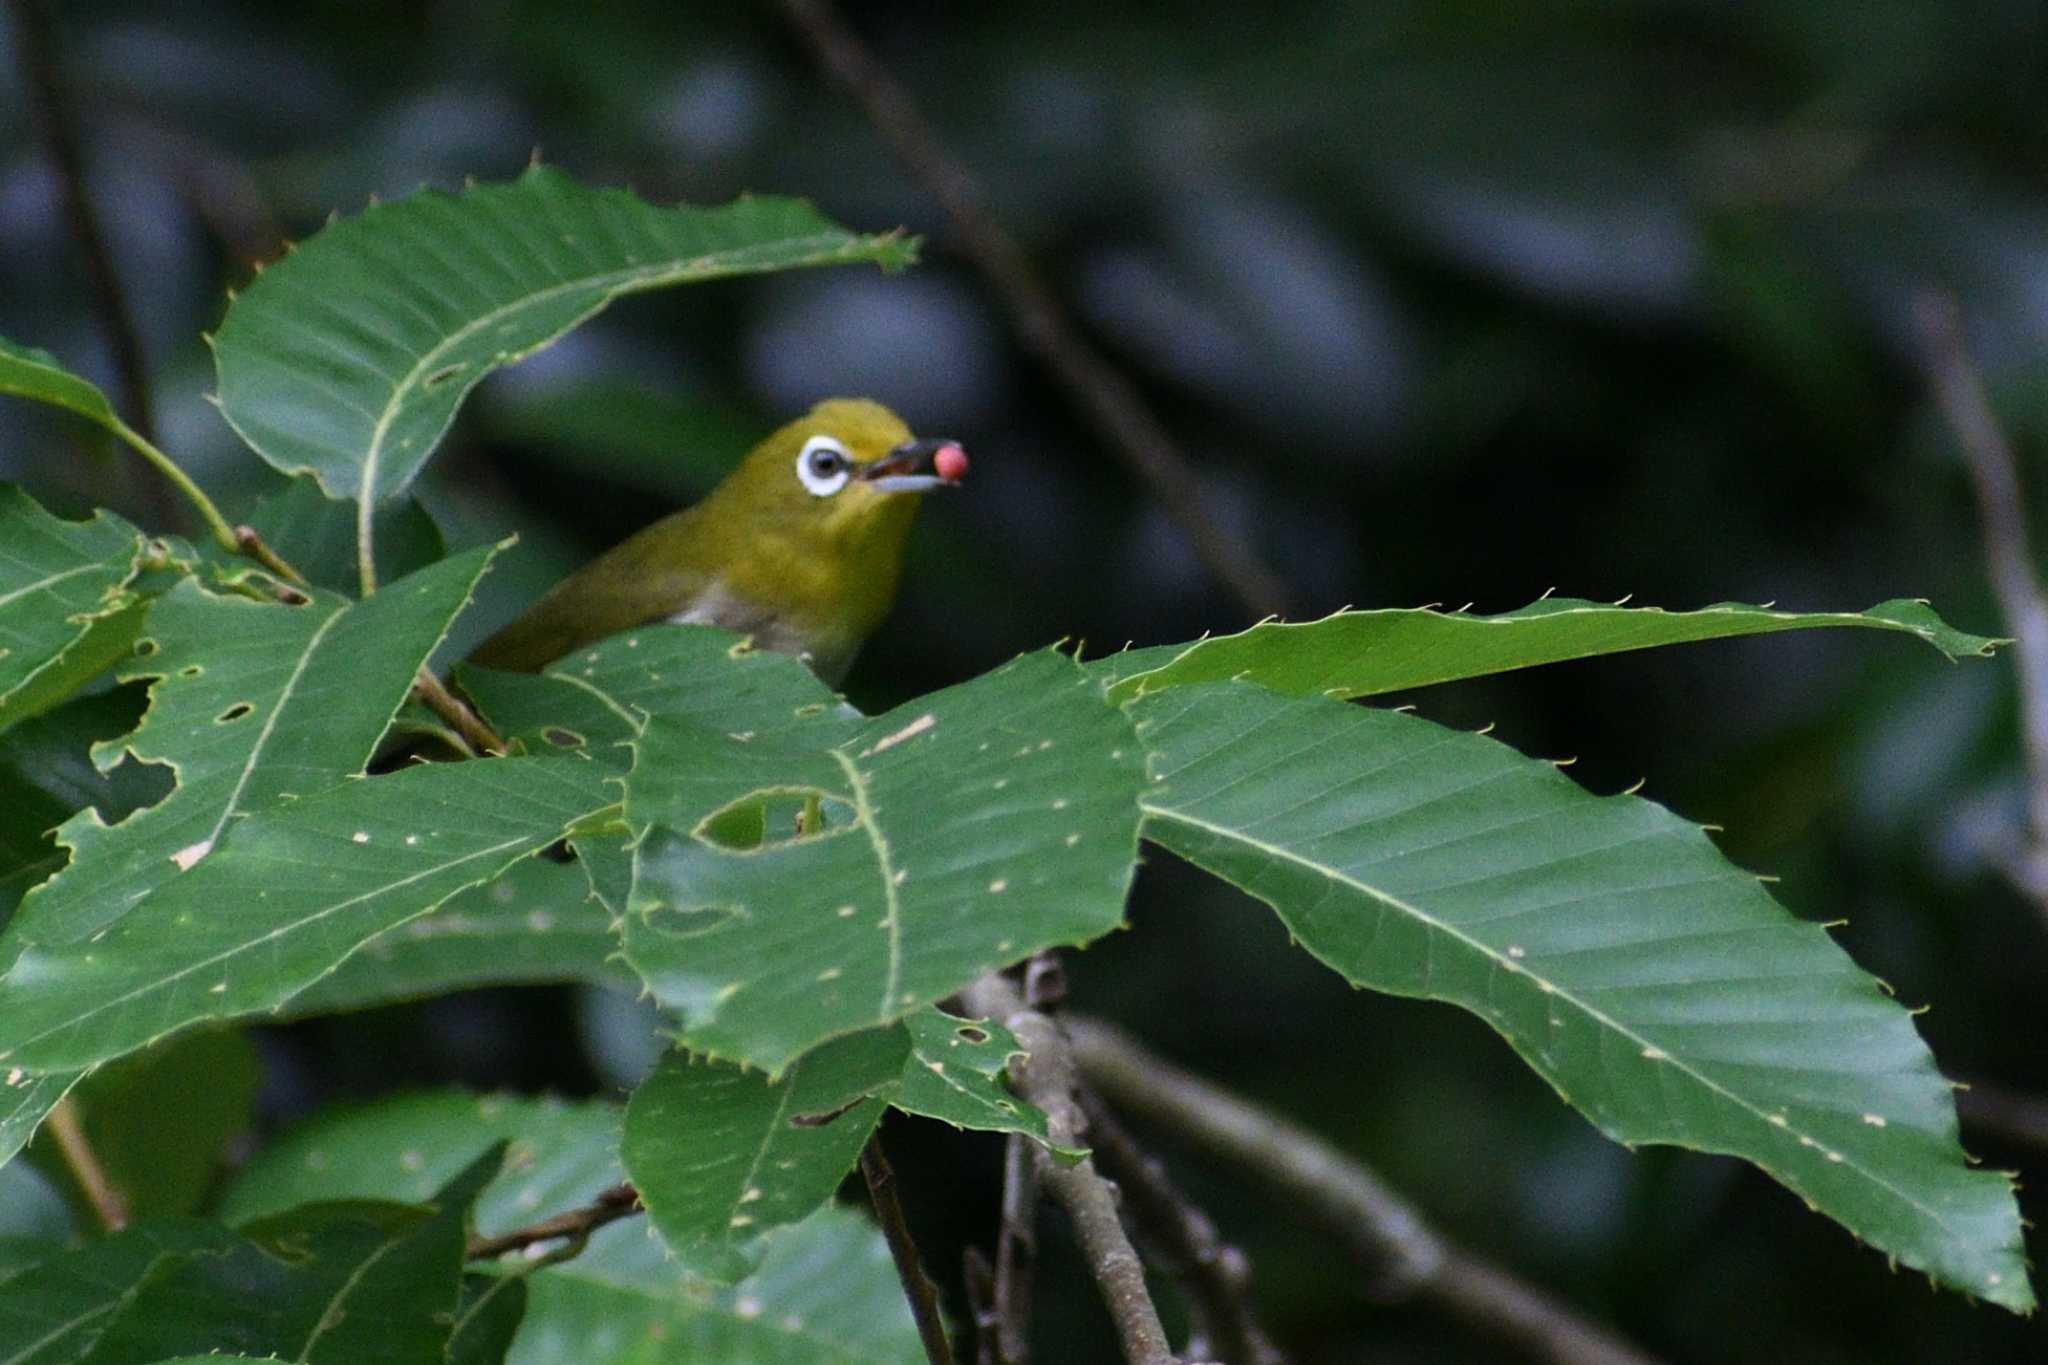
8,0,159,452
1066,1018,1661,1365
991,1131,1039,1364
464,1181,642,1261
1913,290,2048,907
961,975,1179,1365
1077,1088,1286,1365
862,1132,960,1365
776,0,1292,622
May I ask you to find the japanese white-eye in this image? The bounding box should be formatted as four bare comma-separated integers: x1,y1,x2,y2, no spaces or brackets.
470,398,967,683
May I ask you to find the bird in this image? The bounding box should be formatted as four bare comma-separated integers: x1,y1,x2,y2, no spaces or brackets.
469,397,967,684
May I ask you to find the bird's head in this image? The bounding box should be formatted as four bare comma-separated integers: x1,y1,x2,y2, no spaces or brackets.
719,398,967,548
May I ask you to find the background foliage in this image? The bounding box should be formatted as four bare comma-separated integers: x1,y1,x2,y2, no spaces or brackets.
3,1,2046,1360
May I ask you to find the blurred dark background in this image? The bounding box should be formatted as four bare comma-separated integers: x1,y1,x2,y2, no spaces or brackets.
5,1,2048,1360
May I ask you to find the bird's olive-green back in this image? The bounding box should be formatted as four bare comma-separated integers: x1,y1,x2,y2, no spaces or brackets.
469,398,924,682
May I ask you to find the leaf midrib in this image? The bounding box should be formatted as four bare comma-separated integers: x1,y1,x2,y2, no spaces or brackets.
1,833,541,1065
1140,799,1967,1243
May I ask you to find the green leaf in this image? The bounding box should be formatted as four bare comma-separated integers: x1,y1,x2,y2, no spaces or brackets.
0,1219,240,1365
459,622,857,767
219,1092,621,1227
621,650,1144,1075
1100,597,2004,702
216,1091,920,1365
510,1205,919,1365
211,165,915,585
0,685,169,930
0,338,127,435
279,850,631,1018
26,1031,257,1222
891,1009,1074,1156
0,486,154,735
74,1147,503,1365
621,1032,905,1283
8,546,500,952
240,475,446,596
448,1271,528,1365
0,1071,82,1169
0,757,614,1072
1132,683,2031,1311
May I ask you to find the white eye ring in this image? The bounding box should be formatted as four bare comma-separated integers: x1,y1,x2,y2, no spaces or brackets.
796,436,853,497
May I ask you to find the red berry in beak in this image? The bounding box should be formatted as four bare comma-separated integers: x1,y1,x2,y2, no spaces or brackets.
933,442,969,483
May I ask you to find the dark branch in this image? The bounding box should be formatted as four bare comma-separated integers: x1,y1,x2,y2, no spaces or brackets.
1078,1088,1286,1365
962,975,1179,1365
1913,290,2048,906
862,1133,960,1365
991,1132,1039,1364
9,0,159,451
1066,1018,1661,1365
776,0,1293,622
464,1181,642,1261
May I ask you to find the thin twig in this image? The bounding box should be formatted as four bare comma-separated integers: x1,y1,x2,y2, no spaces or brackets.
1066,1018,1661,1365
1913,290,2048,905
8,0,159,453
44,1096,128,1231
862,1132,959,1365
413,667,507,756
777,0,1292,622
1078,1089,1286,1365
234,525,310,586
962,975,1178,1365
464,1181,642,1261
992,1132,1039,1364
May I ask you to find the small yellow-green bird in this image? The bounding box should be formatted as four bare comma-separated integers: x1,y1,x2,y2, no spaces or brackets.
470,398,967,684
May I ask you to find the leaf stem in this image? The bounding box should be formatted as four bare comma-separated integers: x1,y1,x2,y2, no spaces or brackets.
44,1096,129,1231
414,667,508,757
861,1132,959,1365
101,412,243,556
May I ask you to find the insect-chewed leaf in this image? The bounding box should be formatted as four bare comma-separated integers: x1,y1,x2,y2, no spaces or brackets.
1132,683,2031,1311
214,1089,922,1363
891,1008,1074,1156
6,545,499,952
621,1032,906,1284
0,486,152,735
459,621,857,767
619,649,1143,1076
211,167,915,585
0,757,614,1073
1097,597,2003,701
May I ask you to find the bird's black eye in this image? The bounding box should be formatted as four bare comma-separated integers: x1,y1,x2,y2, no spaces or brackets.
795,435,854,496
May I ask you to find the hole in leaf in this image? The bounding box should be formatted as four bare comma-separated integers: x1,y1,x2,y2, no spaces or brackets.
134,638,159,657
693,789,854,851
179,664,202,677
955,1026,990,1045
423,362,467,389
217,702,254,723
541,727,584,749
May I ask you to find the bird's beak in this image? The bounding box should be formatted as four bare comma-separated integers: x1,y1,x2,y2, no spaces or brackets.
859,437,969,493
